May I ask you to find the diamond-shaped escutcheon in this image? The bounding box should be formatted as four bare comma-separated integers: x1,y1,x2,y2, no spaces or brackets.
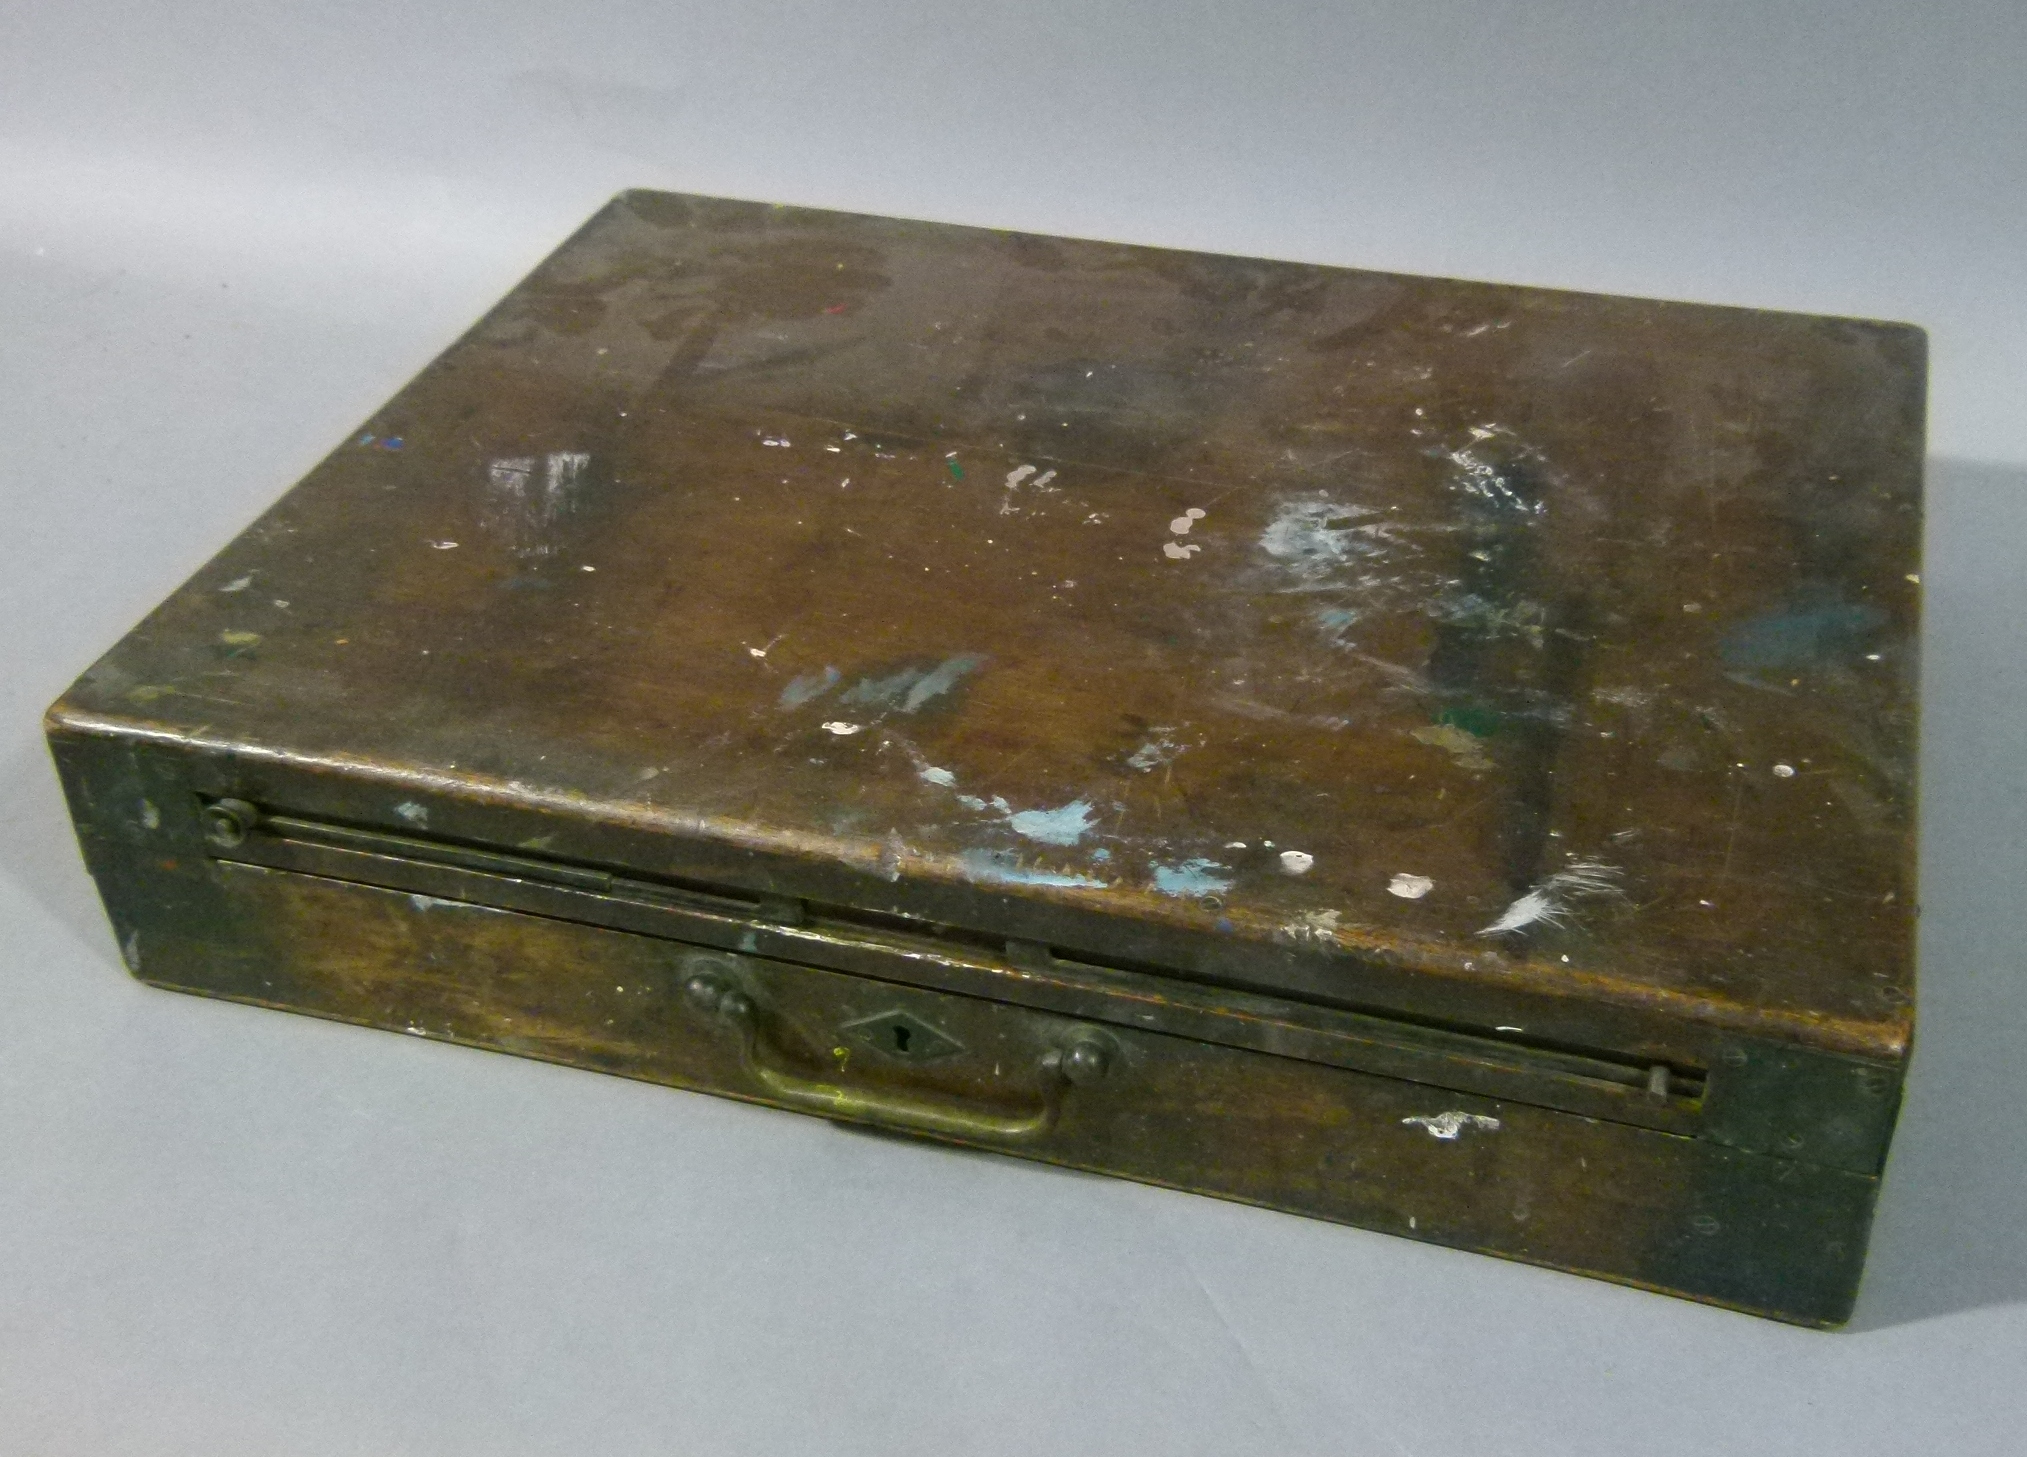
839,1009,965,1063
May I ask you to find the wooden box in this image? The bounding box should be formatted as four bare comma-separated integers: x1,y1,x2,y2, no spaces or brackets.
46,191,1922,1325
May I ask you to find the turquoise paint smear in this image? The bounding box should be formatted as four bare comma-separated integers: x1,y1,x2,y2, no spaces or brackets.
959,849,1105,890
1006,799,1095,846
837,654,987,714
900,653,986,711
779,665,839,708
1150,858,1235,897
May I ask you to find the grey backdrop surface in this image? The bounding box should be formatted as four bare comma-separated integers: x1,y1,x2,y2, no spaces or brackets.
3,2,2024,1452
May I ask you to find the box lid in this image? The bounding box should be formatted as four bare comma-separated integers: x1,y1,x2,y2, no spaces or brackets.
53,190,1923,1063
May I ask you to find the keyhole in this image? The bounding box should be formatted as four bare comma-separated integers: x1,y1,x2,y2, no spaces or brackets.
892,1024,912,1054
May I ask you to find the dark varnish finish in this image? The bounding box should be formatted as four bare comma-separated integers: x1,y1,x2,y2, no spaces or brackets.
47,191,1922,1324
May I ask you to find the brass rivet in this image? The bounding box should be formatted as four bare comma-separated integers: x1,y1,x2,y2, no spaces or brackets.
201,798,258,849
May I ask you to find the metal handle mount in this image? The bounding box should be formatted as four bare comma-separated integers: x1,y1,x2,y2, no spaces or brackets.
682,966,1111,1143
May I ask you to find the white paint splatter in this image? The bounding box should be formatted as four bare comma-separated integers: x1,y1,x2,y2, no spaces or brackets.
139,800,161,831
1258,495,1381,580
393,801,428,826
1592,685,1654,708
218,574,253,593
1403,1111,1501,1141
821,721,864,736
997,464,1055,515
1169,507,1207,534
1446,425,1545,516
959,849,1106,890
429,540,459,550
760,436,792,448
1279,849,1315,875
919,765,957,788
1388,873,1434,900
1772,763,1797,778
1163,541,1201,560
1280,909,1342,946
1479,858,1624,936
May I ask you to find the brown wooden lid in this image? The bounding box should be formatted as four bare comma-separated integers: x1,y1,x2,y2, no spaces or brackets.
54,190,1923,1062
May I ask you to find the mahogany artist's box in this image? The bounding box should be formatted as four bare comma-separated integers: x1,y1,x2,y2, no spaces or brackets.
47,191,1923,1325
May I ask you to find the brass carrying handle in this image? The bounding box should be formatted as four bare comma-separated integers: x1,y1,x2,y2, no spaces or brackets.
681,969,1111,1143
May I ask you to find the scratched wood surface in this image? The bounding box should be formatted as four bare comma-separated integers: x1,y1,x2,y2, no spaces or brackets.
54,190,1923,1060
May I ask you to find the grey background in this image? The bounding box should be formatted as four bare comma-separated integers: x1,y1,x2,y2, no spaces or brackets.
3,1,2024,1451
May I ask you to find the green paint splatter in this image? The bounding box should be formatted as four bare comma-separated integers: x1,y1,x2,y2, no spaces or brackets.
1436,704,1502,738
946,458,964,481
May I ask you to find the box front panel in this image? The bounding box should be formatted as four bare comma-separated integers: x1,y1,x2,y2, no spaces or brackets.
52,724,1879,1326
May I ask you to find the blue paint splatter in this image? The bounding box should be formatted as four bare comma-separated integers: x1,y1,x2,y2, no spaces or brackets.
959,849,1106,889
1720,601,1887,672
1090,848,1112,862
1150,858,1235,897
779,665,840,708
1006,799,1095,846
837,654,986,714
382,436,405,451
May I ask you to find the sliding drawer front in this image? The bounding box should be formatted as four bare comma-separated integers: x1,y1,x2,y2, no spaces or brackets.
202,802,1705,1135
172,861,1873,1326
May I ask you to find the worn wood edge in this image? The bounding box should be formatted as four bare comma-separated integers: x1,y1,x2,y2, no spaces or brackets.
46,704,1914,1063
